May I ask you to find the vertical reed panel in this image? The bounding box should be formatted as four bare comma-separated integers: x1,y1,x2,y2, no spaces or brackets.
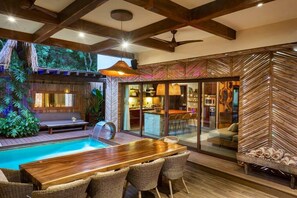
237,53,271,153
271,50,297,154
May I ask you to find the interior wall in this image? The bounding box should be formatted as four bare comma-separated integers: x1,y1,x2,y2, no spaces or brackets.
137,18,297,65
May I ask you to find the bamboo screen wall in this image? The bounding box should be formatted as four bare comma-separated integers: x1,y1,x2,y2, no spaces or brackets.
29,80,91,119
105,48,297,153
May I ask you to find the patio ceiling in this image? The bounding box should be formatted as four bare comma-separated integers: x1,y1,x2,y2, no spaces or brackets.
0,0,296,58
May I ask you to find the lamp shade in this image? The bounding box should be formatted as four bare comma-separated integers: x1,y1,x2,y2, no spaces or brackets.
99,60,139,77
156,84,165,95
172,83,181,95
156,83,181,95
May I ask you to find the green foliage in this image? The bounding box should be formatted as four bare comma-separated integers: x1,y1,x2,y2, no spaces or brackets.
0,59,39,137
0,39,97,71
86,88,104,121
35,44,97,71
0,110,39,137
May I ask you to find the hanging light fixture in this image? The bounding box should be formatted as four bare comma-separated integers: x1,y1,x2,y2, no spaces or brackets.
99,9,139,77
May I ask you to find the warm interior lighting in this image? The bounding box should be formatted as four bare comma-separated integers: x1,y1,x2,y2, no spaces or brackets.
293,46,297,52
121,41,129,48
100,9,137,77
156,83,181,95
78,32,85,38
172,83,181,95
257,3,263,7
7,16,16,23
99,60,139,77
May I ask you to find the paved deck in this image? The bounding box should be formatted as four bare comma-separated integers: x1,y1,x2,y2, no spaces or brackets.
0,130,295,197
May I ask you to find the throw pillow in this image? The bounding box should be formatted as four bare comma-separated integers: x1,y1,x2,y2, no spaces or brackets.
228,123,238,132
0,169,8,182
228,123,235,131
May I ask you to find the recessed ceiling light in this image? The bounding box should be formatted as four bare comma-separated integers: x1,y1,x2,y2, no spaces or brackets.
7,16,16,23
78,32,85,38
121,41,129,48
257,3,263,7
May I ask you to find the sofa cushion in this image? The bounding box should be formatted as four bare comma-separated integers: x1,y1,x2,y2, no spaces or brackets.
0,170,8,182
36,112,82,122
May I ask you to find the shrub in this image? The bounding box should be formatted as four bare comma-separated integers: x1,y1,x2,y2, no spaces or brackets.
0,110,39,138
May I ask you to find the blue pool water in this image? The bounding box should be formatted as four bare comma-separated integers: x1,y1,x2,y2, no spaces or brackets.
0,138,108,170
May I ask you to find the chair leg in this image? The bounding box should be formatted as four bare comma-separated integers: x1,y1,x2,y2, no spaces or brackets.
138,191,142,198
123,181,128,198
182,177,189,194
155,187,161,198
169,180,174,198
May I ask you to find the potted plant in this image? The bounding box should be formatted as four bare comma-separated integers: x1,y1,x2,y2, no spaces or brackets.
86,88,104,125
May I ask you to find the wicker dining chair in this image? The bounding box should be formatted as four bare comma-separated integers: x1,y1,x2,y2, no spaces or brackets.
162,151,191,198
126,158,165,198
31,178,90,198
87,167,129,198
0,168,33,198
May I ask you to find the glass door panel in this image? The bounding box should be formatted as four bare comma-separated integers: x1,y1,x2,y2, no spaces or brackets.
168,82,199,148
200,81,240,159
122,84,141,135
143,83,164,138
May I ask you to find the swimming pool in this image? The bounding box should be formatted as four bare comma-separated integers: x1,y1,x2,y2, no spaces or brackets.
0,138,108,170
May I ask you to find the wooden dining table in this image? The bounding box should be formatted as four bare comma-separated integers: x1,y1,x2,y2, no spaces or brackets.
20,138,187,190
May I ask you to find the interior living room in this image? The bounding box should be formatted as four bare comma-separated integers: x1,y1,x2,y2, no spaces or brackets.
0,0,297,198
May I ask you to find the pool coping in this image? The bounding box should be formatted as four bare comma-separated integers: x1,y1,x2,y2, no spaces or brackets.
0,136,118,151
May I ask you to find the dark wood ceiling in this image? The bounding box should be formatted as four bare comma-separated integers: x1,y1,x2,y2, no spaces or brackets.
0,0,274,59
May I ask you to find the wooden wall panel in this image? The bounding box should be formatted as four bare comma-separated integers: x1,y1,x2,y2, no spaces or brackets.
207,57,231,77
105,77,119,127
186,60,207,78
152,65,167,80
238,53,271,153
29,81,90,118
271,50,297,154
167,63,186,79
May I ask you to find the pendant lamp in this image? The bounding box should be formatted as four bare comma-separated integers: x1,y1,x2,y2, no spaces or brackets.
99,9,139,77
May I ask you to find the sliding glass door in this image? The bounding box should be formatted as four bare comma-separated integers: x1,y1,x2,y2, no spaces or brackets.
121,78,239,160
200,81,239,159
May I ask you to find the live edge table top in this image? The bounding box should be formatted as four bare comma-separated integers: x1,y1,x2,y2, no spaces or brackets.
20,138,187,190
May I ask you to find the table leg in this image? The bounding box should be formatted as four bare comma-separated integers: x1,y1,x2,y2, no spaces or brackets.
48,128,53,134
290,174,295,189
244,163,250,175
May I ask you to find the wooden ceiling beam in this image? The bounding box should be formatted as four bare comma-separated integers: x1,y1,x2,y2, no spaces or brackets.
0,28,33,43
192,20,236,40
99,49,135,59
129,18,186,42
68,19,124,40
124,0,236,40
33,0,109,43
91,39,120,53
124,0,189,23
190,0,274,24
0,0,58,24
0,27,134,59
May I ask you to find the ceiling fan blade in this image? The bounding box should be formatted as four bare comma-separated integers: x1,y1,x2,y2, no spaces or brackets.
176,40,203,46
152,37,171,44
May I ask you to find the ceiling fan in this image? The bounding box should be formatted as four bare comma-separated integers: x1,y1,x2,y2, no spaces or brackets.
155,30,203,48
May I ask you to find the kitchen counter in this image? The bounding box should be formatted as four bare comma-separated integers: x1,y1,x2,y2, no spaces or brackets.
144,110,189,115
